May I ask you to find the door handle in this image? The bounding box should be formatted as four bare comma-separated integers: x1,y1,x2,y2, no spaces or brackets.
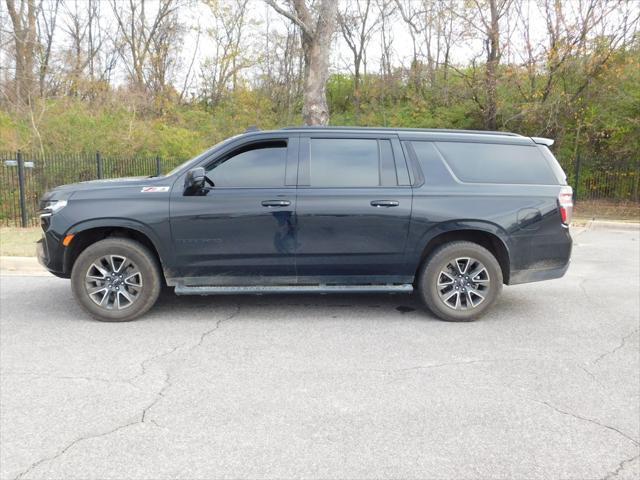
370,200,399,207
261,200,291,207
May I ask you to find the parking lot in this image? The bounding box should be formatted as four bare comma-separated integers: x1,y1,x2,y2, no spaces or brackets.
1,225,638,479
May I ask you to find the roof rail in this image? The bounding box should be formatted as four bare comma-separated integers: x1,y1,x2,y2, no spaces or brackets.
279,126,521,137
245,125,260,133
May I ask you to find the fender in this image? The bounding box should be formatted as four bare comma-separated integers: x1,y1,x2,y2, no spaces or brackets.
63,217,170,272
407,219,512,265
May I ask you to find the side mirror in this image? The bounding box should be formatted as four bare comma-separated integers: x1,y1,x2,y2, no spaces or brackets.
184,167,206,194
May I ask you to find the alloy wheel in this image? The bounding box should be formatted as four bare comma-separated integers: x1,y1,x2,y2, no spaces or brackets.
84,255,143,310
436,257,490,310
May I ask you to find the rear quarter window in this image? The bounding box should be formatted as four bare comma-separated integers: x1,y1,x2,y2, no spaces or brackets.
434,142,559,185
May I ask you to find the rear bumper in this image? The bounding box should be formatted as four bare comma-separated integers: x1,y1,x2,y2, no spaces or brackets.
507,224,572,285
508,260,570,285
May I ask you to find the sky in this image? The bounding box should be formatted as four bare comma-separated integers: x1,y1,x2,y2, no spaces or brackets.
1,0,637,96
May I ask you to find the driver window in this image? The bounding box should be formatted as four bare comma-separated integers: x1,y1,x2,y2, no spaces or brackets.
206,140,288,188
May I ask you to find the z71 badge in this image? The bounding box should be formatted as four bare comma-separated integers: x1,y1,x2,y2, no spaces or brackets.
141,186,170,193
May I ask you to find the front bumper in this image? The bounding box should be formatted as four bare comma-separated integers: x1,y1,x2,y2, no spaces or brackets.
37,220,69,278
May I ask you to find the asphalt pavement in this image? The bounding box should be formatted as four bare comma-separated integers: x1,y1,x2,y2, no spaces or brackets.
1,225,639,479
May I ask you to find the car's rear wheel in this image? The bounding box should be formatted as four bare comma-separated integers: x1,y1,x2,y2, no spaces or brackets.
418,241,503,322
71,238,161,322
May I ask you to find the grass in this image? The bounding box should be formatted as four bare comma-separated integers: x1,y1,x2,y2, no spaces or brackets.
574,200,640,221
0,227,41,256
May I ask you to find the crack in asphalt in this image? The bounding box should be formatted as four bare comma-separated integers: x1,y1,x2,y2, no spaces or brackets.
578,364,607,390
12,420,140,480
593,328,639,365
127,343,184,385
0,371,140,389
140,304,241,425
187,304,241,353
140,371,171,424
601,453,640,480
12,304,241,480
387,358,521,372
578,277,600,308
535,399,639,447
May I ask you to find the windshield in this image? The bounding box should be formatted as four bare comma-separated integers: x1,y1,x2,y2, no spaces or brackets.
164,134,243,177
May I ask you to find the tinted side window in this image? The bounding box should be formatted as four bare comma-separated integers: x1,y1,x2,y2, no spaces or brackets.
435,142,559,185
310,139,379,187
410,141,456,185
539,145,568,184
206,141,287,187
379,139,398,185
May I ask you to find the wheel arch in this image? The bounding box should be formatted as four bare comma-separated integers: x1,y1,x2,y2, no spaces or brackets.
63,219,166,280
416,224,511,284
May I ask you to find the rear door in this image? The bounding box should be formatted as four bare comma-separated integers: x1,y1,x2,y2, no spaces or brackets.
294,133,413,284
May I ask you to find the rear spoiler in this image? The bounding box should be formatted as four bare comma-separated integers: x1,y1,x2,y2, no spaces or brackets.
531,137,554,146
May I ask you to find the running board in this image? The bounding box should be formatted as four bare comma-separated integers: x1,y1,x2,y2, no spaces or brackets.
174,284,413,296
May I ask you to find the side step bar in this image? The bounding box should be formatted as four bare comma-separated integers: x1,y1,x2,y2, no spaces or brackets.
174,284,414,296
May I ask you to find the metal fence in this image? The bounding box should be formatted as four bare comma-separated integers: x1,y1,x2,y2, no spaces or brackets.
0,151,638,227
0,151,185,227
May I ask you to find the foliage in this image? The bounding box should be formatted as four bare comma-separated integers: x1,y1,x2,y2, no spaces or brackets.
0,45,638,180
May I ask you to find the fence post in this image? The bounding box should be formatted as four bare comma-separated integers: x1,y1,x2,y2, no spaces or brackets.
16,150,28,228
573,154,581,204
155,155,162,176
96,151,103,179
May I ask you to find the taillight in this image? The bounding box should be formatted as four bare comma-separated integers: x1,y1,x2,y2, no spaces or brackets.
558,186,573,226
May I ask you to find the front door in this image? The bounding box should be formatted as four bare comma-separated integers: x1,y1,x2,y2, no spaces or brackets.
170,136,298,285
294,134,413,284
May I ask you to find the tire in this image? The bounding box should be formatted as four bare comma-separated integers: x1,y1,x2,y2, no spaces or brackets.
71,237,162,322
417,241,503,322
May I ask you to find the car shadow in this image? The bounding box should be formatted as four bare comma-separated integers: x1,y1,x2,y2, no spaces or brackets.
153,287,431,320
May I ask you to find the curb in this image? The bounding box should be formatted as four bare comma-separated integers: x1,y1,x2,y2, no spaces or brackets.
0,256,50,276
587,220,639,231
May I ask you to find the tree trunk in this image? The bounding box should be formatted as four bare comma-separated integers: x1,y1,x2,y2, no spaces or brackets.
266,0,337,126
301,35,331,125
484,0,500,130
353,57,361,122
6,0,38,106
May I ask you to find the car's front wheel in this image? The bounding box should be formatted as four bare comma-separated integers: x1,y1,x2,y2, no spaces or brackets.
418,241,503,322
71,238,162,322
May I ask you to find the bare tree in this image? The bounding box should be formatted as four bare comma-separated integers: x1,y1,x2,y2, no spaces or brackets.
483,0,505,130
110,0,181,93
451,0,512,130
259,13,305,123
265,0,337,126
338,0,378,120
258,5,303,120
5,0,37,106
377,0,395,83
200,0,251,107
147,6,183,98
394,0,426,92
504,0,638,135
35,0,59,98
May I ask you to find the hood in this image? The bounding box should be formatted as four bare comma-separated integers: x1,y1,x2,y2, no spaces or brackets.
51,176,164,192
41,176,171,201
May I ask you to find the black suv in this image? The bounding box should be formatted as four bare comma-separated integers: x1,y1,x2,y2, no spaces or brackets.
37,127,573,322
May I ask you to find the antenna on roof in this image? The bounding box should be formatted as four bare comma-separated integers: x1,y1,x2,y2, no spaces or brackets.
245,125,260,133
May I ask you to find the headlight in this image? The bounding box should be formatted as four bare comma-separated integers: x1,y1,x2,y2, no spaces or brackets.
40,199,67,217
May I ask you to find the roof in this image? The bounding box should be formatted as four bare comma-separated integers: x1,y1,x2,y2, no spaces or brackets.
240,126,553,146
239,126,541,146
279,126,522,137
